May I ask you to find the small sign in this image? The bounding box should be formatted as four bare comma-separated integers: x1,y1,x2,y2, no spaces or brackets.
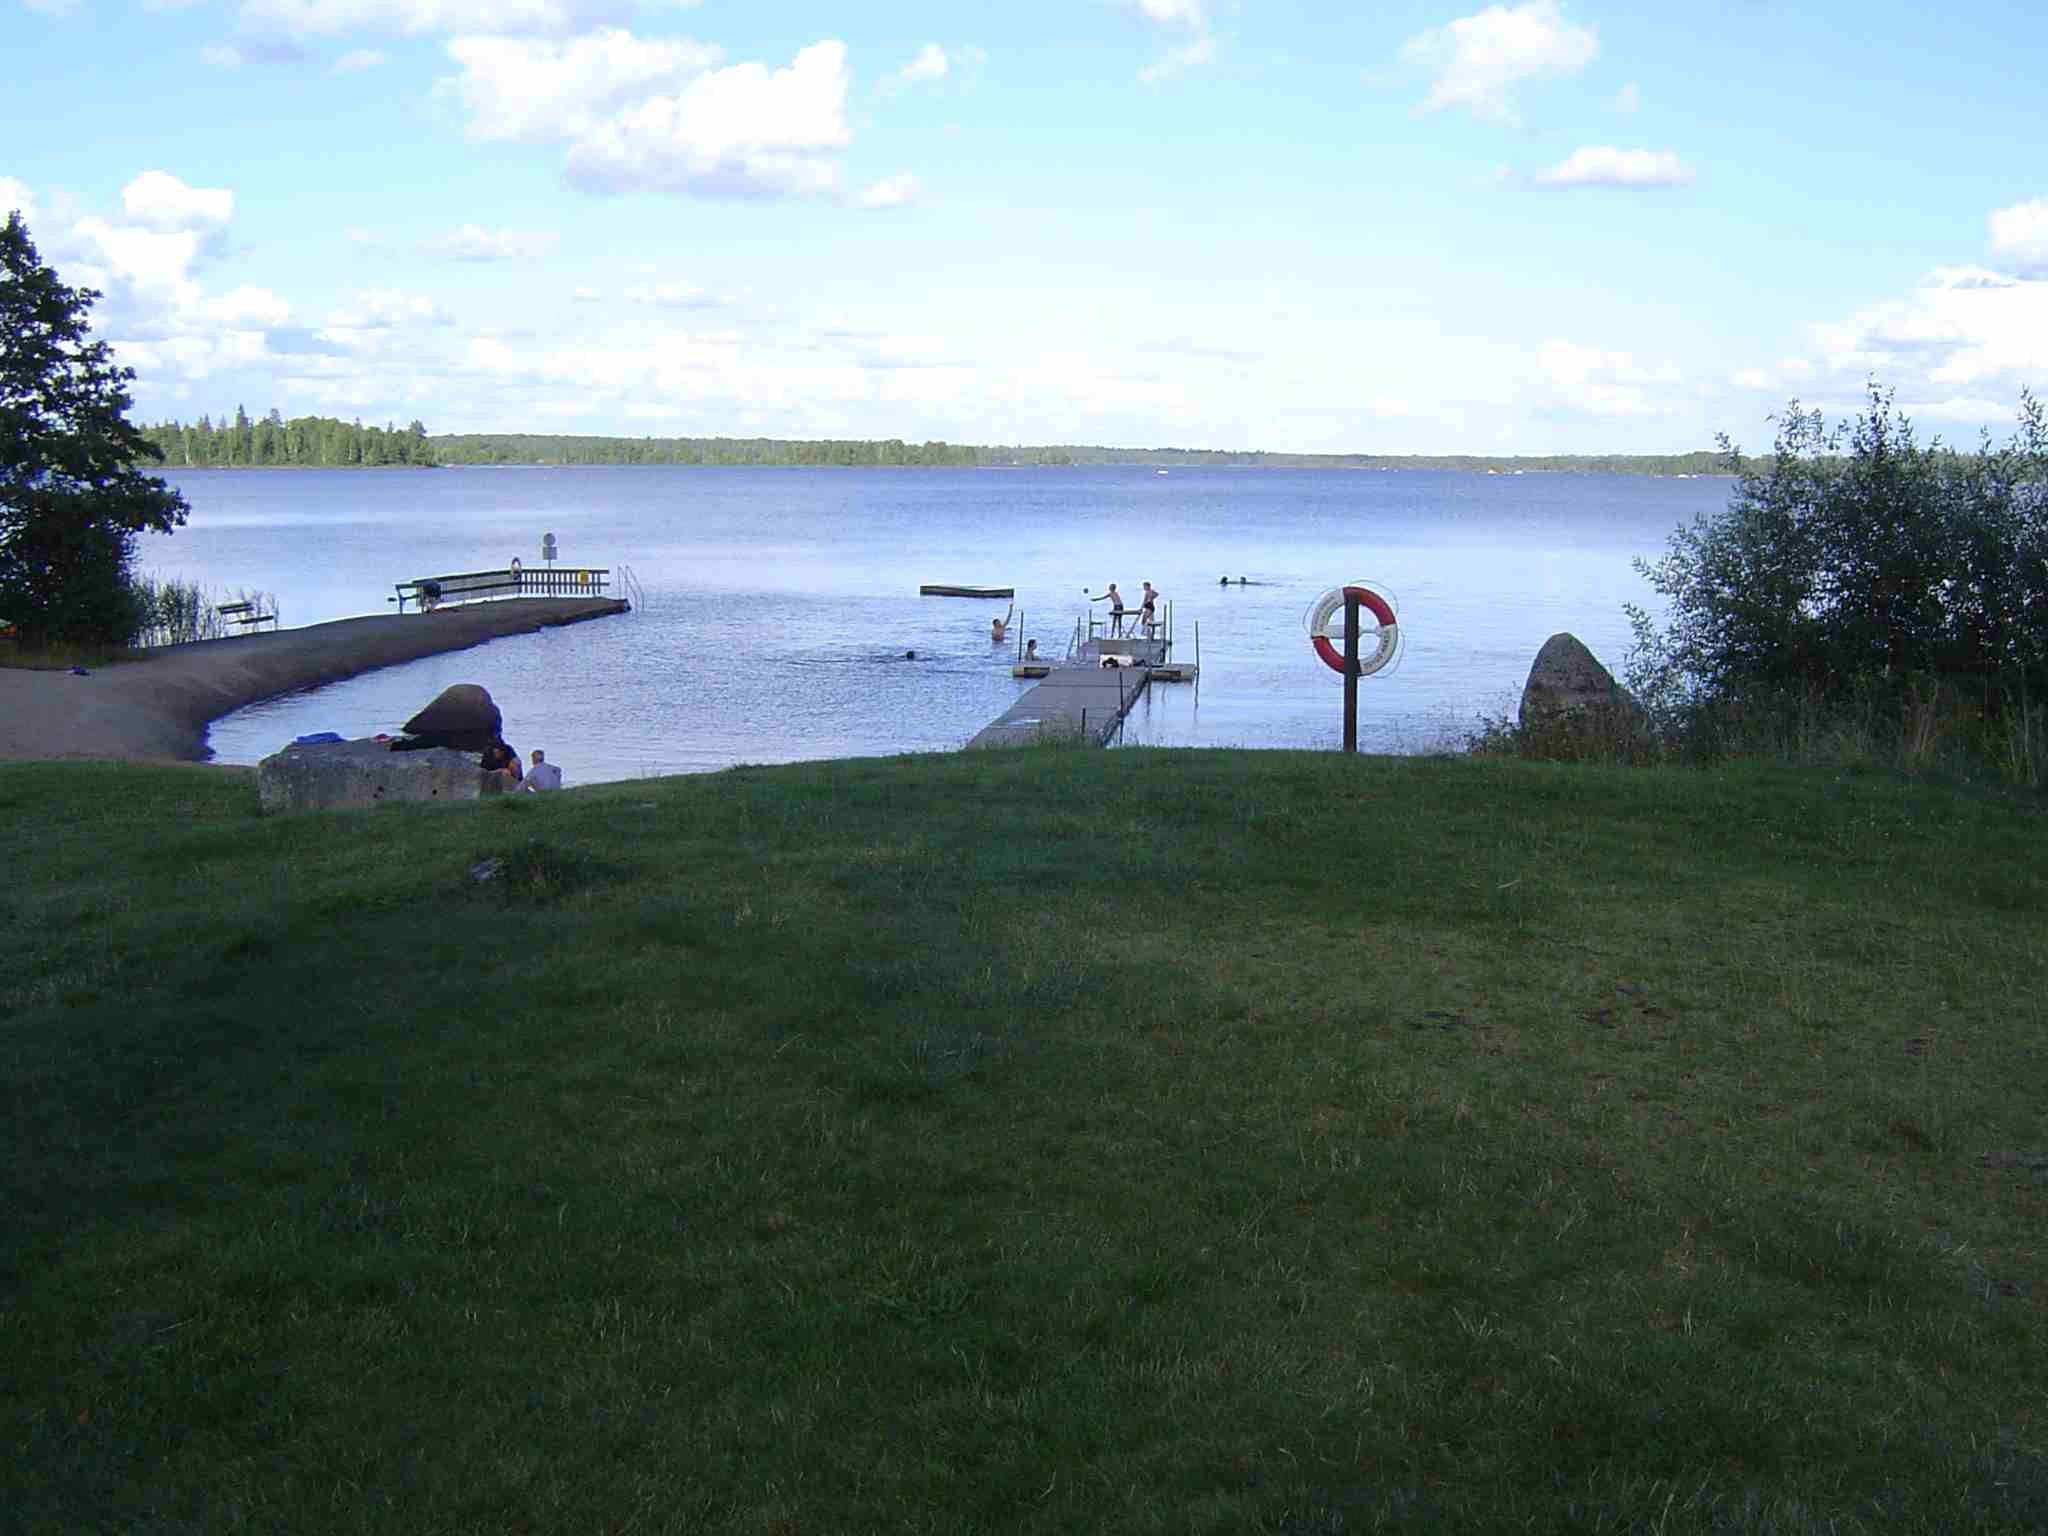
541,532,558,562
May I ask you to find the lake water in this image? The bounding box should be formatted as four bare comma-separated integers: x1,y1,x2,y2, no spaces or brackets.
139,466,1729,784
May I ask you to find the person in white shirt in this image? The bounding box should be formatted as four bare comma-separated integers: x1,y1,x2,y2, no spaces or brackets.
524,748,564,792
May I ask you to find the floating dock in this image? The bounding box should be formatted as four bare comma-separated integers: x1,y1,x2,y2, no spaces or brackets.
967,635,1172,749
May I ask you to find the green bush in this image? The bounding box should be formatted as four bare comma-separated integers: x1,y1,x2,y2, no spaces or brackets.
1626,385,2048,781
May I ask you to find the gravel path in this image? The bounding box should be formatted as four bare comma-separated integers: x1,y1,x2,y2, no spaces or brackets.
0,598,628,764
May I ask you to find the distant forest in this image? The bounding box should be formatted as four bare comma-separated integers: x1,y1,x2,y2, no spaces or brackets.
142,409,433,468
141,410,1748,476
432,431,1744,475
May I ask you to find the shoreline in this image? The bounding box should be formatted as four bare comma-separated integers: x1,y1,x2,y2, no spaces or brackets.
0,597,628,765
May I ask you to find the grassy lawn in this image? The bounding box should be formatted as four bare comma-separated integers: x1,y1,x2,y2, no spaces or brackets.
3,749,2044,1533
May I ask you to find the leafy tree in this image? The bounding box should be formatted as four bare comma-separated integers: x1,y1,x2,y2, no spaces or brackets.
1627,384,2048,725
1,210,188,646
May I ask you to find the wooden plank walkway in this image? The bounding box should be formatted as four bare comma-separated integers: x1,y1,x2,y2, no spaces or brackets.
966,636,1165,749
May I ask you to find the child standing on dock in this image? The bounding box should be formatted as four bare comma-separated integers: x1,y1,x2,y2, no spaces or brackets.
1088,583,1126,636
1137,582,1159,635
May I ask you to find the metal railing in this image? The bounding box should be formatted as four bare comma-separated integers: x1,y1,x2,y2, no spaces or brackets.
615,563,647,612
392,567,610,612
1082,598,1171,648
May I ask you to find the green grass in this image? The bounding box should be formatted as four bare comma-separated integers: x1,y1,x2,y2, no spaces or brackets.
0,639,152,670
3,749,2045,1533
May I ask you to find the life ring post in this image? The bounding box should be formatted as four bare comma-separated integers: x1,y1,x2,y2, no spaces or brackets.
1306,581,1401,752
1343,592,1360,753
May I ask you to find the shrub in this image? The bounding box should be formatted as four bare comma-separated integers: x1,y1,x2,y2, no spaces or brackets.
1625,385,2048,781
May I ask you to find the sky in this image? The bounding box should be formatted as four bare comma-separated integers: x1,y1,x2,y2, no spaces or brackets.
4,0,2046,455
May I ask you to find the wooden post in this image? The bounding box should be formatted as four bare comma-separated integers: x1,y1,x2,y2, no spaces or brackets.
1343,593,1360,753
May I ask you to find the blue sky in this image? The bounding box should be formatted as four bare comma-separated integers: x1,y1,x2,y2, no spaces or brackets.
5,0,2046,453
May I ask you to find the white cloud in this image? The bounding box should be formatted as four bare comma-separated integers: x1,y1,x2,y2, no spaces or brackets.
317,290,455,353
1611,81,1638,116
1730,356,1816,394
429,224,559,261
441,32,861,199
115,330,278,385
21,0,81,15
1989,198,2048,277
202,44,244,68
572,286,603,301
328,290,453,327
1400,0,1597,124
883,43,947,91
624,280,712,306
1125,0,1204,23
29,179,300,391
122,170,233,231
563,40,852,199
332,48,385,72
240,0,624,39
858,172,920,210
1121,0,1210,83
0,176,38,225
856,333,967,370
443,29,723,143
69,220,209,305
203,285,293,329
1539,338,1681,417
62,175,236,310
1139,36,1214,83
1534,146,1692,188
1899,394,2017,423
1809,265,2048,392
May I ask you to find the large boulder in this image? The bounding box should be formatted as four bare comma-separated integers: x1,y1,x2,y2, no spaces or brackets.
1517,633,1650,758
401,683,502,752
257,737,486,814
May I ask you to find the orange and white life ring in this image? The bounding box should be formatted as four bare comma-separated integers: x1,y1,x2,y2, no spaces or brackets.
1308,584,1398,676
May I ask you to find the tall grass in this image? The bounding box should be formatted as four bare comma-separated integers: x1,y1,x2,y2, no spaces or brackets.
126,576,277,647
1472,677,2048,789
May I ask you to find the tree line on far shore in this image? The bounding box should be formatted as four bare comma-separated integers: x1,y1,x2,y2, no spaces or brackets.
140,410,433,468
138,412,1759,476
423,431,1752,476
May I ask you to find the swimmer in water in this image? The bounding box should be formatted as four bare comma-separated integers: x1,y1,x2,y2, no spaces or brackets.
991,603,1014,643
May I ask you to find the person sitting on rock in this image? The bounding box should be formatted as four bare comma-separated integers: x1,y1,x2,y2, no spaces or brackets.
480,737,523,787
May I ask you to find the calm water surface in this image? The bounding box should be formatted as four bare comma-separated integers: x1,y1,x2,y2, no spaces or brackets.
140,466,1728,785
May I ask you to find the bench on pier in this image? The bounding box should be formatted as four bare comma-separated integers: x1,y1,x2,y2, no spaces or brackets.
391,567,610,613
216,601,277,632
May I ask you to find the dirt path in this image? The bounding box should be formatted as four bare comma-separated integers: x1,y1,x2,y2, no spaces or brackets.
0,598,628,764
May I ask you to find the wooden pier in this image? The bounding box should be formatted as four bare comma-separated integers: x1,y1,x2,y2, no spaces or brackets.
967,635,1171,749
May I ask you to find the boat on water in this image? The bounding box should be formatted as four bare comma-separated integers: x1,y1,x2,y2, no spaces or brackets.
919,584,1014,598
